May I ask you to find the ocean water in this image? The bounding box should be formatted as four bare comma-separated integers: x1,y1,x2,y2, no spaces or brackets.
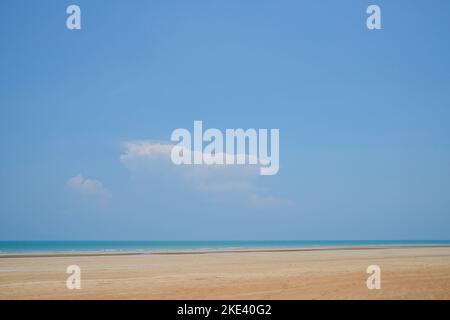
0,240,449,253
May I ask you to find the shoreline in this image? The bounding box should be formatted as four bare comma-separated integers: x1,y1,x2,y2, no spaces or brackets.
1,244,450,259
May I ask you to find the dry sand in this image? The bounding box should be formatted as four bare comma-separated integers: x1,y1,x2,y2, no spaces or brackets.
1,246,449,299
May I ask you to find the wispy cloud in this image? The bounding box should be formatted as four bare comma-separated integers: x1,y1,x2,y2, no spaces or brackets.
120,141,173,163
66,174,111,200
120,141,290,207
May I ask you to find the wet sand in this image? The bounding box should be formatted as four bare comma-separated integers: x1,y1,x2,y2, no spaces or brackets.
1,246,449,299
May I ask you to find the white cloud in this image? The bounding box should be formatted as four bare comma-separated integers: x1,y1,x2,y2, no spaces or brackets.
120,141,173,163
119,140,259,168
120,141,290,207
67,174,111,199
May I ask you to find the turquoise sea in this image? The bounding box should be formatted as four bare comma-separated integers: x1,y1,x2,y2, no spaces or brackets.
1,240,449,253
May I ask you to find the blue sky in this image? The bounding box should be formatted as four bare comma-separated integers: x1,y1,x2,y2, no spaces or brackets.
1,0,449,240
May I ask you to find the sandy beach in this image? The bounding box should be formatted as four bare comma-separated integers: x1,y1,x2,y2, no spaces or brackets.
1,246,450,299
